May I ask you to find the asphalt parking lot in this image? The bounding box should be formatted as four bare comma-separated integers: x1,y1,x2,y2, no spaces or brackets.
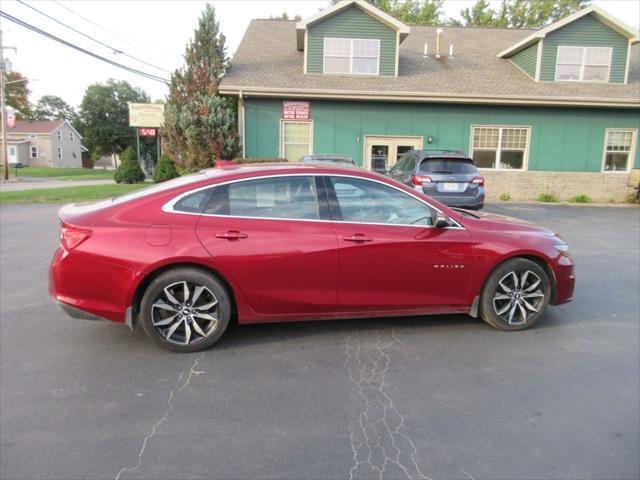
1,203,639,480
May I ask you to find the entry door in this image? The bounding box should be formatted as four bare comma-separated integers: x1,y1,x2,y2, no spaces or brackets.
364,136,423,173
8,146,17,164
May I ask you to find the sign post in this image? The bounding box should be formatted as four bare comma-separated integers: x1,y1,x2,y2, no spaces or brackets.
128,103,164,174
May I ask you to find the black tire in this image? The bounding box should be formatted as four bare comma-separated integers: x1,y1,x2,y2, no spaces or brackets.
140,267,231,352
480,258,551,331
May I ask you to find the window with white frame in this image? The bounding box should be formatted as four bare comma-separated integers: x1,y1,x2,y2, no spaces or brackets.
603,129,636,172
57,147,62,159
323,37,380,75
57,130,62,140
281,121,312,162
555,46,612,82
31,146,38,159
471,126,530,170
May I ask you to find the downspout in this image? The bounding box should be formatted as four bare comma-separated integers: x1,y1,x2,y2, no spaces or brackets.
239,90,246,158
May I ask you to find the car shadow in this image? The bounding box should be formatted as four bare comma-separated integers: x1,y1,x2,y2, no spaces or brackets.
213,313,482,350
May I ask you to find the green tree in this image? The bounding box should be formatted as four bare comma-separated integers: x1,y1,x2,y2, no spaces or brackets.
153,154,179,182
32,95,75,121
164,4,240,170
461,0,508,27
114,146,145,183
460,0,589,27
269,12,302,21
77,79,150,159
5,71,32,119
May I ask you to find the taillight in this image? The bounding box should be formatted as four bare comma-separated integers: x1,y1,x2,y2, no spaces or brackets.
472,176,485,186
411,174,432,185
60,226,92,251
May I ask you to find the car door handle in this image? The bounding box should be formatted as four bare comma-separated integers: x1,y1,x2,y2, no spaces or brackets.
215,230,248,240
341,234,373,243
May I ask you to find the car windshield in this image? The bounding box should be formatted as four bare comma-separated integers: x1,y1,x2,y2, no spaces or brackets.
419,158,476,174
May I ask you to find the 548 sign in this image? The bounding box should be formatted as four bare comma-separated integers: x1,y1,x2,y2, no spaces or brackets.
139,128,157,137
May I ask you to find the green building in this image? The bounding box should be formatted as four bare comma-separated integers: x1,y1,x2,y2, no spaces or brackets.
220,0,640,201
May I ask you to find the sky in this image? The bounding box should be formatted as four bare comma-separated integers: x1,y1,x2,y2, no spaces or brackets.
1,0,639,110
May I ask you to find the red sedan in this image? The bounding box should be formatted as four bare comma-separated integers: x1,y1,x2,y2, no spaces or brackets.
50,164,575,352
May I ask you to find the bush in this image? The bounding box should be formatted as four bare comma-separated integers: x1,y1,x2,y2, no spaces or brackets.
153,154,179,183
624,192,640,204
114,147,145,184
569,194,592,204
233,157,288,165
499,192,512,201
537,192,558,203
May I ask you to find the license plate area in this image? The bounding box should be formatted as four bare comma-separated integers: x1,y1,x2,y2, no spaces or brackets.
442,182,458,192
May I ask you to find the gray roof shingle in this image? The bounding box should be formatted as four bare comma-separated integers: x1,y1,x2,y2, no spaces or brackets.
220,20,640,107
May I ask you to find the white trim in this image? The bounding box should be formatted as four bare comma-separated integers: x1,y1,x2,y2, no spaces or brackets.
469,125,532,171
280,120,314,160
323,37,380,75
497,5,639,58
624,38,631,84
238,91,246,158
554,45,612,83
219,86,640,108
162,172,463,229
395,30,400,77
303,30,308,74
30,145,38,159
601,128,637,173
535,39,543,82
297,0,409,35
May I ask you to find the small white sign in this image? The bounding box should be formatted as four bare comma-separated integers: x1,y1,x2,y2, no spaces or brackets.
129,103,164,128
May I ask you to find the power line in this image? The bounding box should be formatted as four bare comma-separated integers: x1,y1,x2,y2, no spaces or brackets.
15,0,173,74
0,10,168,83
51,0,176,56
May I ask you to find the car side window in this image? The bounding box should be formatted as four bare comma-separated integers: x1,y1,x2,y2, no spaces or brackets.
173,189,212,213
328,176,433,226
405,155,417,173
205,176,320,220
391,155,407,174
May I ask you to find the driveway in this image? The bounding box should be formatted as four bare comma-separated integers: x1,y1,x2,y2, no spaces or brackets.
0,178,115,192
1,203,638,480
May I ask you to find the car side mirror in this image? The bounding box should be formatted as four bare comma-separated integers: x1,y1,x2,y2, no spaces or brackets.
434,213,451,228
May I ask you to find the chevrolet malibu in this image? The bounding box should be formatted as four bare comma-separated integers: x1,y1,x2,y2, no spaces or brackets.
50,164,575,352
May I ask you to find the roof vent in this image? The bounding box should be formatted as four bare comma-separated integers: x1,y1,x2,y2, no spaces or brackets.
423,28,453,61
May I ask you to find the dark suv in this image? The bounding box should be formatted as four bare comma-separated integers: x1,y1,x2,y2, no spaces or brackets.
388,150,485,210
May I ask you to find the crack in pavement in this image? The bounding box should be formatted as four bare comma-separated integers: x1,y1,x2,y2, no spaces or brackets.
345,329,431,480
114,353,204,480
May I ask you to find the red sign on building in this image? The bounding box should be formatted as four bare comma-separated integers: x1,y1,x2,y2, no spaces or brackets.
139,128,157,137
282,101,310,120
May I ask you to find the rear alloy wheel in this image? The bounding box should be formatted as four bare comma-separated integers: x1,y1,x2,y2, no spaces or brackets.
140,268,231,352
480,258,550,331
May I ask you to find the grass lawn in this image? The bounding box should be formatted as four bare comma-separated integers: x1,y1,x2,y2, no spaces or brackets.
0,183,148,204
15,167,114,180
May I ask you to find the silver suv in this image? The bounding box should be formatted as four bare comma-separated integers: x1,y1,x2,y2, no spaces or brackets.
388,150,485,210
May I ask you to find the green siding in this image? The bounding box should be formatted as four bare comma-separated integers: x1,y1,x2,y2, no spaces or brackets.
307,5,397,76
244,98,640,171
540,14,629,83
511,43,538,79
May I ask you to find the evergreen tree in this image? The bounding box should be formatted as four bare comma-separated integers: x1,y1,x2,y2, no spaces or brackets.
153,154,179,182
164,4,239,170
114,147,146,184
329,0,443,25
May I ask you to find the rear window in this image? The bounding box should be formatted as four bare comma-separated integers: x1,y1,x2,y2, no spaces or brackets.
112,172,208,205
419,158,477,175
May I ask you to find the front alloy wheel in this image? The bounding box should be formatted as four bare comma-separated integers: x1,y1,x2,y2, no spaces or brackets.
140,268,231,352
480,258,551,331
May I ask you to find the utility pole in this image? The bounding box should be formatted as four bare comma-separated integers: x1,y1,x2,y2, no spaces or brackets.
1,29,18,181
1,29,8,181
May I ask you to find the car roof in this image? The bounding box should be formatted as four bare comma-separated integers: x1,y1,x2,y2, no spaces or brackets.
201,162,371,180
415,150,470,158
